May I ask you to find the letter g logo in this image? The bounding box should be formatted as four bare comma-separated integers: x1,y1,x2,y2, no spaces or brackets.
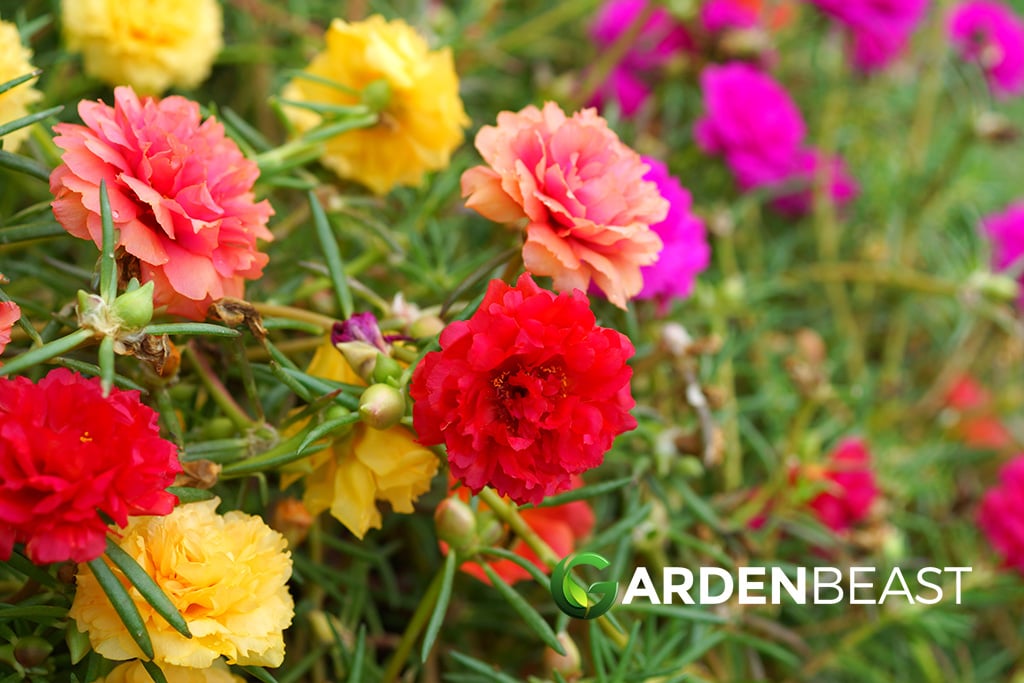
550,552,618,619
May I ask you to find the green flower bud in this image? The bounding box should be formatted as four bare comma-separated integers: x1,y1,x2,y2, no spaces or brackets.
13,636,52,668
409,314,446,339
371,352,403,384
968,270,1021,303
336,340,380,383
543,632,582,680
361,78,392,113
358,383,406,429
434,497,477,555
110,280,155,330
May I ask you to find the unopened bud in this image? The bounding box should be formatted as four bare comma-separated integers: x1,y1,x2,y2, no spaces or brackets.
409,314,446,338
358,383,406,429
968,270,1021,303
718,27,771,60
475,511,505,547
14,636,52,668
270,498,315,548
435,497,477,554
336,340,380,383
110,279,154,329
543,632,582,680
361,78,392,113
975,110,1019,145
371,353,403,384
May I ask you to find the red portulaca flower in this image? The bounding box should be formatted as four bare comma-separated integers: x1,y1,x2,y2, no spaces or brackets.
805,438,878,532
0,369,181,564
0,301,19,362
978,454,1024,573
410,274,637,505
50,86,274,320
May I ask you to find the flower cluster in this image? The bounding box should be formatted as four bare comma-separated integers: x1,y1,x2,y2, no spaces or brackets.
0,18,43,152
410,274,637,505
695,62,857,215
948,1,1024,98
462,102,666,308
282,16,469,195
0,368,180,564
50,86,274,320
807,0,930,72
70,499,294,668
60,0,222,94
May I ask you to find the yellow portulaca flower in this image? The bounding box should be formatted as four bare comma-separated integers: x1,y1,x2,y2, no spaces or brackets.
96,660,244,683
0,18,42,152
69,499,293,668
282,15,469,195
61,0,222,94
282,343,439,539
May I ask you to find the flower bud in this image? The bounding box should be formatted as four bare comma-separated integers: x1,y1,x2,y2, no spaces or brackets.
371,352,403,384
409,314,445,338
475,510,506,547
543,632,582,680
76,290,109,333
361,78,392,113
336,340,381,383
969,270,1021,303
974,110,1019,145
13,636,52,668
110,279,155,329
358,383,406,429
270,498,314,548
434,497,477,554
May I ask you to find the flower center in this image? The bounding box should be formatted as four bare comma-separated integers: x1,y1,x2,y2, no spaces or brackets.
490,363,568,425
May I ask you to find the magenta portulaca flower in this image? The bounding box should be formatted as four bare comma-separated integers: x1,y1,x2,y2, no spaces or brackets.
949,1,1024,98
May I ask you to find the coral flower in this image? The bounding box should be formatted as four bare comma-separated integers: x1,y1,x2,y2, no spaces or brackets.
0,368,180,564
944,374,1013,450
410,274,637,505
695,63,857,214
982,201,1024,308
281,342,438,539
70,499,293,668
807,0,930,72
462,103,666,308
978,455,1024,573
949,1,1024,98
96,661,244,683
804,438,878,532
50,86,274,320
61,0,222,94
282,16,469,195
0,300,19,362
635,157,710,303
0,18,43,152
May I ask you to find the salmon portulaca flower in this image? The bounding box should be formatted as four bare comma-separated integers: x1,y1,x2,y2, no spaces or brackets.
0,301,19,363
50,87,274,320
461,102,666,309
410,274,637,505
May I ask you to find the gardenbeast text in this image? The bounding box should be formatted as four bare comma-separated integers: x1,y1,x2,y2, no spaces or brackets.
622,566,973,606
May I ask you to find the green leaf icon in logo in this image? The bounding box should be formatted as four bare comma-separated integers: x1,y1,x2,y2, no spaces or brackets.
550,552,618,619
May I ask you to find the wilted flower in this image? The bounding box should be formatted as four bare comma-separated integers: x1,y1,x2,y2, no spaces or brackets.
282,16,469,195
807,0,930,72
410,274,637,505
50,87,274,320
804,438,879,532
282,343,438,539
949,1,1024,98
0,18,43,152
589,0,691,115
96,661,244,683
635,158,710,303
61,0,222,94
0,300,19,362
978,455,1024,573
981,200,1024,308
462,103,666,308
70,499,293,668
0,368,180,564
695,63,857,214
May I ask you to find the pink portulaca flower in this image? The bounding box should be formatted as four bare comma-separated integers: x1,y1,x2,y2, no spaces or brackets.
949,1,1024,98
808,0,930,72
461,102,666,309
978,455,1024,573
981,201,1024,308
51,86,274,320
807,438,879,533
589,0,691,115
701,0,761,33
695,63,856,215
636,157,710,302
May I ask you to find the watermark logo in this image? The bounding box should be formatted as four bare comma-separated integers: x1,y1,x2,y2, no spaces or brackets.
550,552,618,619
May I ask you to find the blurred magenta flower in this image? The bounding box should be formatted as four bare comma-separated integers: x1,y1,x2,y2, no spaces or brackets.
695,63,857,215
635,157,710,303
701,0,760,33
807,438,879,533
589,0,691,115
978,455,1024,573
981,201,1024,307
948,1,1024,98
808,0,930,71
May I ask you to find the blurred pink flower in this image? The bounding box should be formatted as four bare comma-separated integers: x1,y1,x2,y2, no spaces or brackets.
589,0,691,115
695,63,857,215
981,201,1024,308
701,0,761,33
461,102,666,308
0,301,19,363
51,86,274,320
808,0,930,71
949,1,1024,98
635,157,710,302
978,455,1024,573
806,438,879,532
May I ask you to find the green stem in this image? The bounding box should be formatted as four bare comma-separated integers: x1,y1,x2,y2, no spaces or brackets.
379,564,447,683
0,327,94,377
183,342,258,431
